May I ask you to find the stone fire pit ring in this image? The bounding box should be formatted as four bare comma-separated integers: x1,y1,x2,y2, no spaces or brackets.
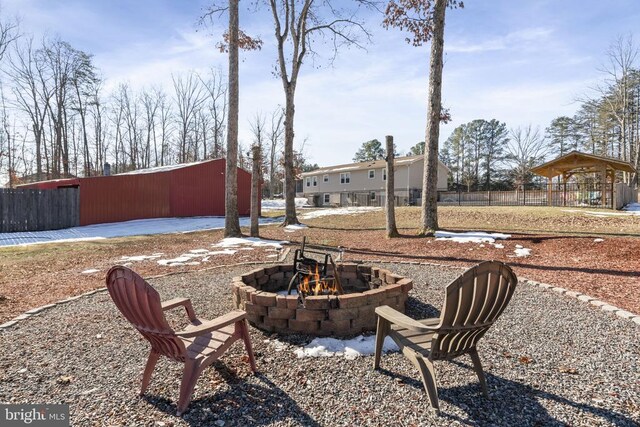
231,263,413,336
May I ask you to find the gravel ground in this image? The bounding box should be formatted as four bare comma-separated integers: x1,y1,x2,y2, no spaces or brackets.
0,261,638,426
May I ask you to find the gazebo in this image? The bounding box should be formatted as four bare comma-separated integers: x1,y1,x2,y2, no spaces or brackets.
531,151,636,208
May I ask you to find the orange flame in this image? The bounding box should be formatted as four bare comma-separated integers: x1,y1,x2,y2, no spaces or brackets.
298,264,338,297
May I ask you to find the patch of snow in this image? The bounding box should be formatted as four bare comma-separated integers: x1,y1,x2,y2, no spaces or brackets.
493,243,505,249
284,224,309,232
513,247,532,257
435,231,511,244
594,238,604,243
120,254,162,262
301,207,380,219
189,249,209,254
515,244,523,249
623,202,640,212
214,237,287,249
157,256,193,265
0,216,281,247
266,254,279,258
81,269,100,274
206,249,238,256
295,335,399,360
261,198,309,211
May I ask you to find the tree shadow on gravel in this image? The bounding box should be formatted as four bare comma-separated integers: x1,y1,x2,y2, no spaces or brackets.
144,369,320,426
378,360,637,426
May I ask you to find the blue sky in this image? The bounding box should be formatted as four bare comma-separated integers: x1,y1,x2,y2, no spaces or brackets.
3,0,640,166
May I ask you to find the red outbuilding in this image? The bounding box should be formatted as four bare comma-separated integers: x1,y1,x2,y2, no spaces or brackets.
18,159,251,226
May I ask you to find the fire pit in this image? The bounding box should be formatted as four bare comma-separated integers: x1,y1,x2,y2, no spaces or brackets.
231,242,413,336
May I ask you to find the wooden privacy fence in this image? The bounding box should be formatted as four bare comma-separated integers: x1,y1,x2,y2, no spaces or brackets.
0,188,80,232
438,182,616,209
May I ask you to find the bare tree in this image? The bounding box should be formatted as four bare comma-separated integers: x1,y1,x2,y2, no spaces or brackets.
250,143,262,237
267,107,284,198
199,68,227,159
269,0,372,225
172,72,206,163
384,0,462,235
596,34,638,183
505,125,546,187
141,87,160,168
224,0,242,237
385,135,399,237
7,37,50,181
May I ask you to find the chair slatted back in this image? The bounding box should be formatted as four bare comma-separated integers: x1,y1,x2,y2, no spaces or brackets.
431,261,517,360
106,266,186,361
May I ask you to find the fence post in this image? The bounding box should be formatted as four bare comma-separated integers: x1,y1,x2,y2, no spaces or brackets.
488,190,491,206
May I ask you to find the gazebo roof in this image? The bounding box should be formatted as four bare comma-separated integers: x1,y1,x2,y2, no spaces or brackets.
531,151,636,179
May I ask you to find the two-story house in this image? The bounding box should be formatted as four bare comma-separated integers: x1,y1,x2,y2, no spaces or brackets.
298,155,449,207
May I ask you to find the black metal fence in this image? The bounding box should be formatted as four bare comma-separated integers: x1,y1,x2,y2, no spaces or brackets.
437,182,614,208
0,188,80,232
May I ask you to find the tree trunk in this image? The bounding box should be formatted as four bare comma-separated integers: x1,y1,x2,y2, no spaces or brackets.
385,135,399,238
283,88,299,225
419,0,447,236
250,144,261,237
224,0,242,238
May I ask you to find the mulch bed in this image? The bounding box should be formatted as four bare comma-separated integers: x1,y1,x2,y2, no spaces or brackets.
0,229,281,323
260,227,640,315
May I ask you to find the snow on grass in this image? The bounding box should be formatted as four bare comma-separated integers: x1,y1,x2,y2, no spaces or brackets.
120,254,163,262
300,207,380,219
512,244,532,257
295,335,399,360
81,269,100,274
0,216,282,247
213,237,288,249
563,207,640,217
261,198,309,211
594,238,604,243
435,230,511,244
623,202,640,213
284,224,309,232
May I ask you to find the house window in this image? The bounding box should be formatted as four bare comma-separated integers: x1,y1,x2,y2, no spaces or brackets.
382,168,387,181
370,192,376,201
368,169,375,179
312,176,318,187
323,174,329,183
324,193,330,204
340,172,351,184
305,177,310,187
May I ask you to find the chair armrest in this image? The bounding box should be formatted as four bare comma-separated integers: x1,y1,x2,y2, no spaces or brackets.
161,298,196,322
375,305,439,332
175,310,247,338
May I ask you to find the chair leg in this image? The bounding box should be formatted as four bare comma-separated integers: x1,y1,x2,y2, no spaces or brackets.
237,320,257,373
414,356,440,411
140,350,160,396
469,348,489,398
177,360,200,416
373,316,390,370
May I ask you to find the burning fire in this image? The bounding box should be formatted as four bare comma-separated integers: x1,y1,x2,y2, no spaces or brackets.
298,264,338,296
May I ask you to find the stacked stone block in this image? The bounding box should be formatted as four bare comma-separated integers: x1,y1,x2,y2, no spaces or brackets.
232,263,413,336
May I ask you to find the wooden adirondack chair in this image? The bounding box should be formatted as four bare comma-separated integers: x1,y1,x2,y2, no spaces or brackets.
373,260,518,411
106,266,257,416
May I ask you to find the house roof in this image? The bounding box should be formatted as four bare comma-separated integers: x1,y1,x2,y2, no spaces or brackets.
530,151,636,179
300,155,449,177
